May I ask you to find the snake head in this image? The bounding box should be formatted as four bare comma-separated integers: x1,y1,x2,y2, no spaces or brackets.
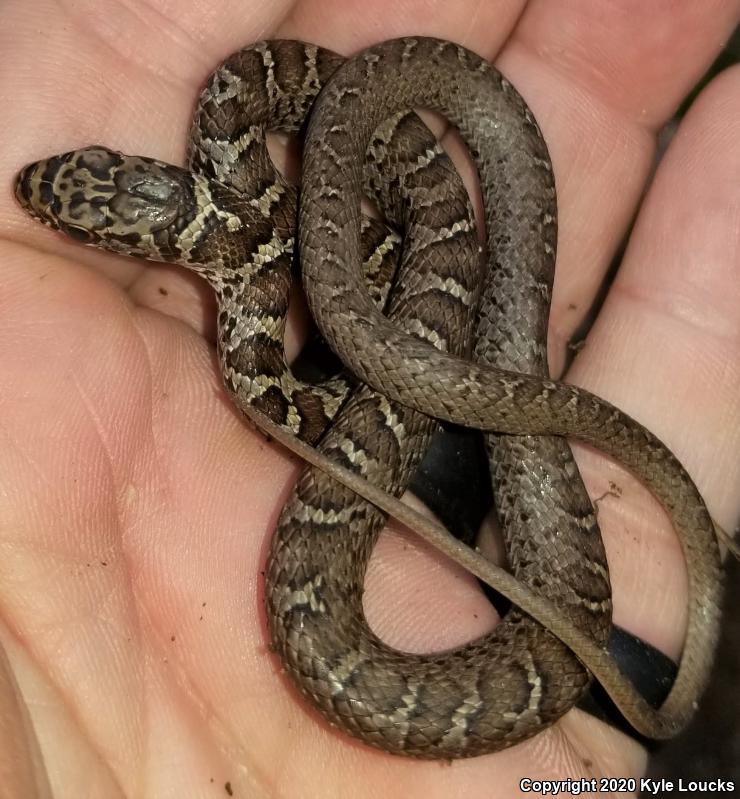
15,146,202,261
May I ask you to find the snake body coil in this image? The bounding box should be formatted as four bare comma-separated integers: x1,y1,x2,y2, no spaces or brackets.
15,38,722,758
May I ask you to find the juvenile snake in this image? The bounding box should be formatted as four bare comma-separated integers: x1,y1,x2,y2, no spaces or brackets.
15,38,723,759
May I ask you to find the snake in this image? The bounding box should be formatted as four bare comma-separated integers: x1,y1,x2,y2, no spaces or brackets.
14,37,723,759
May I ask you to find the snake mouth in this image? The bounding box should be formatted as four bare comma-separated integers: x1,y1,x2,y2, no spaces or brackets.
15,146,196,253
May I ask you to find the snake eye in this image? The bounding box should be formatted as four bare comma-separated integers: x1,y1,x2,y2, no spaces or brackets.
60,223,95,243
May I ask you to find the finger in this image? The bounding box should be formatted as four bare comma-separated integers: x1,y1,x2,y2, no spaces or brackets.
567,66,740,661
280,0,526,55
494,0,740,374
0,641,51,798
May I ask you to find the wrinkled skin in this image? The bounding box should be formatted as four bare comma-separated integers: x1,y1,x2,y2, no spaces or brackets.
0,1,739,797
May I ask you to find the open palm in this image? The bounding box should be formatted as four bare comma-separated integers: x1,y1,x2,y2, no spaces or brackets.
1,1,738,797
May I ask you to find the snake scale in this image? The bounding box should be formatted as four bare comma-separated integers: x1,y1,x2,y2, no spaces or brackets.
15,38,723,759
